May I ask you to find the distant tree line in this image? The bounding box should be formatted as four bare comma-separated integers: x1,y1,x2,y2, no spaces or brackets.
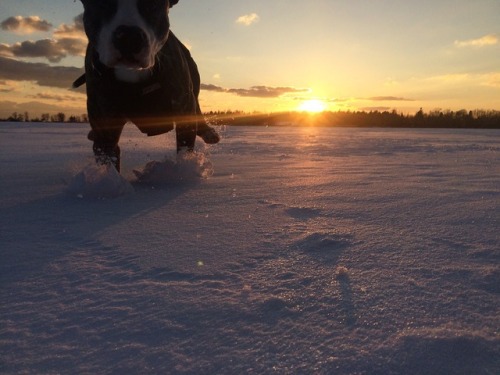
1,111,88,123
211,109,500,129
1,108,499,128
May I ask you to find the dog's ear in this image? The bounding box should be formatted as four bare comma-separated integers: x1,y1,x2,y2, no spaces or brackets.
169,0,180,7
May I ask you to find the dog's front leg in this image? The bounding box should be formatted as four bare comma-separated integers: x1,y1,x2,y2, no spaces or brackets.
93,142,121,172
175,122,197,153
87,119,125,172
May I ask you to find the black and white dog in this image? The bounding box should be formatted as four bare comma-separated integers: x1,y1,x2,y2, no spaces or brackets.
74,0,219,171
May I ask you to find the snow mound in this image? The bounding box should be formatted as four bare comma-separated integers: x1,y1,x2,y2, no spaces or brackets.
293,232,353,264
133,151,213,186
285,206,323,220
386,330,500,374
67,163,134,199
295,232,352,253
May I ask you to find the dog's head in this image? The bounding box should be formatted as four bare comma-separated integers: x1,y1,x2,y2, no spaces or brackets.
80,0,179,70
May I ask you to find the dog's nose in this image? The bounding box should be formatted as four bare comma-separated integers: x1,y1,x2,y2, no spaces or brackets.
112,25,148,57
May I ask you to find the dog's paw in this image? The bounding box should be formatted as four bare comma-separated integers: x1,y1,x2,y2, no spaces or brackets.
197,127,220,144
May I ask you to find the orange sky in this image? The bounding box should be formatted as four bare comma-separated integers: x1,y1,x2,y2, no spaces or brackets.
0,0,499,119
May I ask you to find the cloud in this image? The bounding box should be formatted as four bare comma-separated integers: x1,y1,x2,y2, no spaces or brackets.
201,83,226,93
480,72,500,88
0,80,17,93
28,92,84,101
292,96,349,104
0,14,87,63
0,56,83,88
368,96,415,101
229,86,308,98
423,73,470,84
236,13,260,26
454,34,499,48
201,84,308,98
1,15,53,34
53,37,87,57
0,38,87,63
0,44,12,57
53,14,86,40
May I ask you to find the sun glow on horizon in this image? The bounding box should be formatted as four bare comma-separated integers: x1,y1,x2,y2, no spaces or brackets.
297,99,327,113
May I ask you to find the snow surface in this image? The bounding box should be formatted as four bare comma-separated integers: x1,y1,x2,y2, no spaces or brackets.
1,122,499,374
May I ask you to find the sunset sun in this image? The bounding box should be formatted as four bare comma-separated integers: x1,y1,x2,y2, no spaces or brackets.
297,99,327,113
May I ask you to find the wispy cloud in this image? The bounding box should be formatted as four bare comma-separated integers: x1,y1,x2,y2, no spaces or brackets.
229,86,308,98
404,71,500,96
1,15,52,34
201,83,308,98
28,92,84,101
367,96,415,102
53,14,85,40
236,13,260,26
480,72,500,88
424,73,471,84
201,84,226,93
0,38,87,63
292,96,350,104
454,34,499,48
0,80,17,93
0,56,83,88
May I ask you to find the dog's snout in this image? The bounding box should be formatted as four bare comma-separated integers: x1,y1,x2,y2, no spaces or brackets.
112,25,148,57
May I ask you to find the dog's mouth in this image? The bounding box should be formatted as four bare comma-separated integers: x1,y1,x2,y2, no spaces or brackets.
114,57,150,70
98,53,153,71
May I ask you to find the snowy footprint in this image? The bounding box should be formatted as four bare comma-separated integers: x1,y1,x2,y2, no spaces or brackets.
67,163,134,199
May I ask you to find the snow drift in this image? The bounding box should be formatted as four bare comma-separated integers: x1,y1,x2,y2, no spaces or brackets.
0,123,498,374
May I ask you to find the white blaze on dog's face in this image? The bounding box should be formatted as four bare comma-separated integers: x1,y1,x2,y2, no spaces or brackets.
81,0,177,81
98,0,165,69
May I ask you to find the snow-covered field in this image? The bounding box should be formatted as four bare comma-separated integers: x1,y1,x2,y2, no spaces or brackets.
1,122,499,374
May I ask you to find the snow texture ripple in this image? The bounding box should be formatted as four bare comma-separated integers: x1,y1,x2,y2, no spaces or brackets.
0,123,499,374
